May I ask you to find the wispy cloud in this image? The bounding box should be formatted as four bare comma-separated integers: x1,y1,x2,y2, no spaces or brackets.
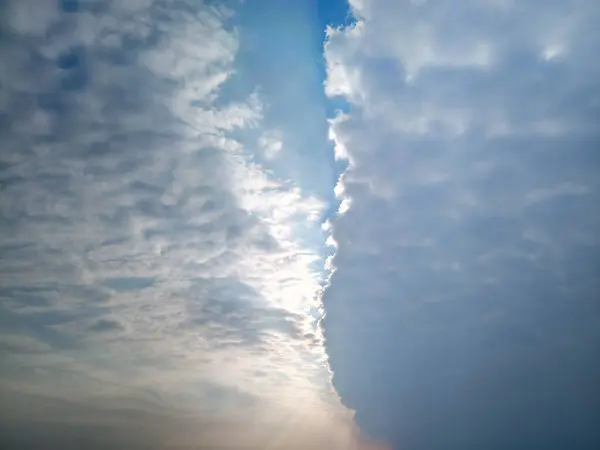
0,1,372,448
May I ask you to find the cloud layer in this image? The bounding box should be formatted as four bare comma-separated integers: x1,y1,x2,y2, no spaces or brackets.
323,0,600,448
0,1,369,448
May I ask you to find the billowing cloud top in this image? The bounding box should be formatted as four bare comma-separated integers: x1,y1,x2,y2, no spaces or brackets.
0,1,379,449
323,0,600,449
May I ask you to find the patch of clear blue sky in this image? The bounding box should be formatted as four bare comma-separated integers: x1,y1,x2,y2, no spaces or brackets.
317,0,356,117
217,0,351,218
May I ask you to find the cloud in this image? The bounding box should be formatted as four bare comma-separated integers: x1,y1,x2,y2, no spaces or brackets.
323,0,600,449
0,383,384,450
0,1,375,448
258,130,284,159
88,318,124,333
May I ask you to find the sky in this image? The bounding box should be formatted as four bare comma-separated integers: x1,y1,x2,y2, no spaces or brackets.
0,1,598,450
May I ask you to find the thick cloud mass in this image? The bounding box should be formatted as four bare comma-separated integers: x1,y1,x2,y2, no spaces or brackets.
323,0,600,449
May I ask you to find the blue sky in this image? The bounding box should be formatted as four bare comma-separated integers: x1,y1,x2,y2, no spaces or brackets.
1,1,599,449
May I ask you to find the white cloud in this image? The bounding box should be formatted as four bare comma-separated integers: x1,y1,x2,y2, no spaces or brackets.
0,1,372,448
258,131,284,159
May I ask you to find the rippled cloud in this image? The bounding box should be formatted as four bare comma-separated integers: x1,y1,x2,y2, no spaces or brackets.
0,1,372,448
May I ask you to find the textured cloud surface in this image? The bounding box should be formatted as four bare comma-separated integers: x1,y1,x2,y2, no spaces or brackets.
0,1,374,448
323,0,600,449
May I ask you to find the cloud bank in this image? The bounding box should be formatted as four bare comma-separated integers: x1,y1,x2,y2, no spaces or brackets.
323,0,600,449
